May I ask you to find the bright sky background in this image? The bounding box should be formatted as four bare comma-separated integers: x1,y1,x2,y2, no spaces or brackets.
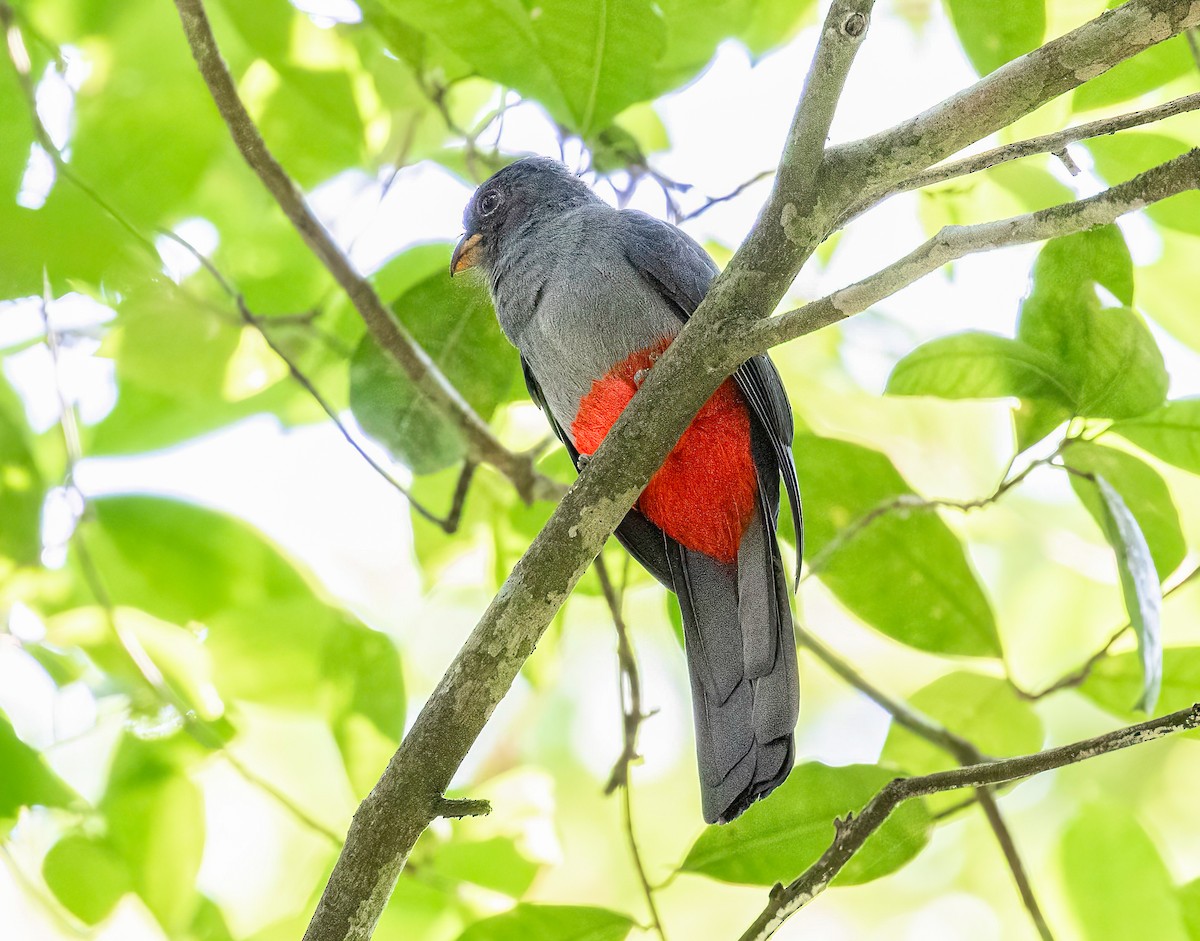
4,1,1200,938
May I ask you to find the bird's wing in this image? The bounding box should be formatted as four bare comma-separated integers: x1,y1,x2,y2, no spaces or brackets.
618,209,803,574
521,355,674,587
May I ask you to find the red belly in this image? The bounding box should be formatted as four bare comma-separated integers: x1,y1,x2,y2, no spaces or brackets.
570,337,758,563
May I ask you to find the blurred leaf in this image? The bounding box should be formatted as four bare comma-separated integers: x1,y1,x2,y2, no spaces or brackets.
1061,804,1188,941
682,762,930,886
946,0,1044,74
1087,133,1200,236
1018,227,1166,419
880,672,1041,810
986,160,1074,213
48,606,225,720
189,897,238,941
1012,398,1071,454
1089,476,1162,712
796,435,1000,657
1064,442,1185,583
1112,398,1200,474
102,743,206,932
1073,36,1195,111
0,377,45,566
0,714,76,819
433,836,540,897
886,331,1072,404
1180,877,1200,941
90,284,331,455
351,267,517,474
455,904,633,941
1080,647,1200,720
43,835,133,925
255,65,366,187
84,497,401,733
739,0,820,57
389,0,667,136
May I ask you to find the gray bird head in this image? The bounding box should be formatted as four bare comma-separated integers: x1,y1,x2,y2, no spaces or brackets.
450,156,597,276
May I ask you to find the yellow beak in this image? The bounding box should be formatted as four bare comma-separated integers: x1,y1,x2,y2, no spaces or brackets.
450,232,483,276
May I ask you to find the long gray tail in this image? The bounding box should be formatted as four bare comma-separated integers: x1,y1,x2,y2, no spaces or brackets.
666,504,799,824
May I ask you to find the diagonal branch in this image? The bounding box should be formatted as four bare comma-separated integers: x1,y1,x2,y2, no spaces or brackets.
294,3,875,939
171,0,558,504
737,704,1200,941
753,148,1200,351
796,626,1054,940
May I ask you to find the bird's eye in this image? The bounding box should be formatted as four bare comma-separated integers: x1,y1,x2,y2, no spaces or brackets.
479,190,502,216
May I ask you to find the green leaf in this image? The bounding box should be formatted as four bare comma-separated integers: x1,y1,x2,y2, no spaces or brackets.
43,835,133,925
945,0,1044,74
738,0,820,57
1073,36,1195,111
880,672,1041,810
455,904,634,941
1090,476,1162,712
1012,398,1071,454
1080,647,1200,720
796,435,1000,657
1112,399,1200,475
0,378,45,566
682,762,930,886
83,497,401,728
1018,227,1166,419
1063,442,1185,584
1061,804,1189,941
102,739,206,932
0,714,76,819
886,331,1072,404
390,0,667,136
1087,133,1200,236
350,263,517,475
255,65,366,188
1179,877,1200,941
434,836,541,898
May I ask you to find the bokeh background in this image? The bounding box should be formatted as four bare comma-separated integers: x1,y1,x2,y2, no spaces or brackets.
3,0,1200,938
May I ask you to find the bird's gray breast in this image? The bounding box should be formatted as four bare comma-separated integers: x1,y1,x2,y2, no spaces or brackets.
493,210,680,441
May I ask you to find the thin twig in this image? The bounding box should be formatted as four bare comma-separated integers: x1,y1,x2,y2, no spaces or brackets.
594,556,667,941
156,230,483,531
796,625,1054,938
802,450,1056,582
1014,562,1200,701
737,704,1200,941
679,170,775,223
890,92,1200,196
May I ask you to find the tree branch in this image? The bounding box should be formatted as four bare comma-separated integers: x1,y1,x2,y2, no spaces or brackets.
892,91,1200,196
752,148,1200,351
294,3,874,938
171,0,559,504
594,556,667,941
737,704,1200,941
823,0,1200,211
796,626,1054,940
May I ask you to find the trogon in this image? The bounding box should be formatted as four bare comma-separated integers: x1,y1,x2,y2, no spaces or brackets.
451,156,801,824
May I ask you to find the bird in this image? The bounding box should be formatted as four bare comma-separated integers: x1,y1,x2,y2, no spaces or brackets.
450,156,801,824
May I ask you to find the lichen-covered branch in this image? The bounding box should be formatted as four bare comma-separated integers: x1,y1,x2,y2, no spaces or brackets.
737,704,1200,941
824,0,1200,210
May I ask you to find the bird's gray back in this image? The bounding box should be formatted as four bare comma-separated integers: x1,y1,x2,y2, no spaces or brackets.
491,204,681,438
